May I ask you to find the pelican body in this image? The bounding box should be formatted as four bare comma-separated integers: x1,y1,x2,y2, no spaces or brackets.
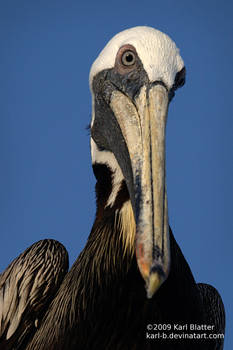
0,27,225,350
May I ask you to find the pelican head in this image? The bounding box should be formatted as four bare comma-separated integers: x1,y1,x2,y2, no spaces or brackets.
89,26,185,298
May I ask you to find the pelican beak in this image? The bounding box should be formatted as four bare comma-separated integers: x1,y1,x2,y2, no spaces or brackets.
109,83,170,298
91,76,170,298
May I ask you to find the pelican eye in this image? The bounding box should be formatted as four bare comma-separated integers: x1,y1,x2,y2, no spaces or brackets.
121,50,136,66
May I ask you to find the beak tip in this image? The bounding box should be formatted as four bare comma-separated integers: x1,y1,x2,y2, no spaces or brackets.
146,271,162,299
146,289,154,299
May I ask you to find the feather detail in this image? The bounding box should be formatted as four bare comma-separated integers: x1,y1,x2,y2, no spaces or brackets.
0,239,68,349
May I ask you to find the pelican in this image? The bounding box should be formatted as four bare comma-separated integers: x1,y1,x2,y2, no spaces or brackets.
0,26,225,350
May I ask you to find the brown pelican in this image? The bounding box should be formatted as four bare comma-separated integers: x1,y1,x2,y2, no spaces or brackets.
0,26,225,350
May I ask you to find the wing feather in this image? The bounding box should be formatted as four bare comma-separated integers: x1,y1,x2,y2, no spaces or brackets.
0,239,69,349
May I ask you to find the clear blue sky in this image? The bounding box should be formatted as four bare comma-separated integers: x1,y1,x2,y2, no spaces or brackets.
0,1,232,348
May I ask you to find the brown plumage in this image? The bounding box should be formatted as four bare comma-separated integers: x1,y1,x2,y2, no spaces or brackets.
0,239,68,350
25,171,224,350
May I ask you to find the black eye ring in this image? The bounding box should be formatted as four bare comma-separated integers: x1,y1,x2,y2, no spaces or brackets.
121,50,136,66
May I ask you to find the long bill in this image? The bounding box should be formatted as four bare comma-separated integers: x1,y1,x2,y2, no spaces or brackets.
109,84,170,298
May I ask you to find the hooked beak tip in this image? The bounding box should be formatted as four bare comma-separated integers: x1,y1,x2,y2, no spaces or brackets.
146,269,166,299
136,244,167,299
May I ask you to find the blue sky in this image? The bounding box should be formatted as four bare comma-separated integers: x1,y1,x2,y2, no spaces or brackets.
0,0,232,348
